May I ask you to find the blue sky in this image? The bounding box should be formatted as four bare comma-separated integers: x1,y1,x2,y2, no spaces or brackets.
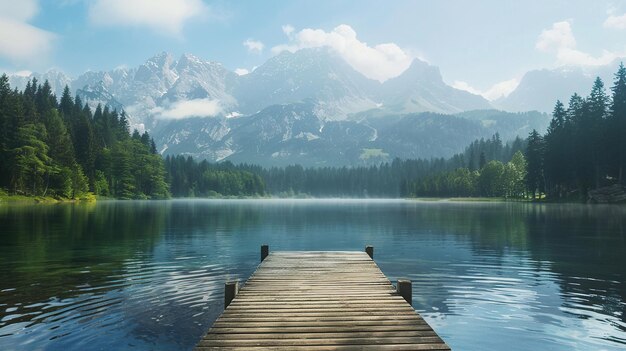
2,0,626,100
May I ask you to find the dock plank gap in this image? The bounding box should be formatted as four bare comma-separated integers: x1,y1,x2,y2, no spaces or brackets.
196,247,451,350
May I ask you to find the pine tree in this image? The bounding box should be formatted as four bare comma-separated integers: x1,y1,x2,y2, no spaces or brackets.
479,151,486,169
525,129,544,199
587,77,609,188
610,62,626,183
59,86,73,117
0,74,13,187
71,97,97,186
10,123,54,195
544,100,567,197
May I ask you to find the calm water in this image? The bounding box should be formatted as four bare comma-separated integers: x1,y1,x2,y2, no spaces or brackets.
0,199,625,351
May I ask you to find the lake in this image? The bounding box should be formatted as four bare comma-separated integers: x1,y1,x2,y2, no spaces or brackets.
0,199,625,350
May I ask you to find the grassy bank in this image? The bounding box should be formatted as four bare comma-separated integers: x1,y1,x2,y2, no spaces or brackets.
410,197,526,202
0,189,96,204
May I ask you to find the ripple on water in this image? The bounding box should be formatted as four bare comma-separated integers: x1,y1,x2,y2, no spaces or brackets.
1,200,625,351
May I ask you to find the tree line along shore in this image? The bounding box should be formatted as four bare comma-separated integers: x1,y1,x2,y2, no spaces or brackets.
2,63,626,203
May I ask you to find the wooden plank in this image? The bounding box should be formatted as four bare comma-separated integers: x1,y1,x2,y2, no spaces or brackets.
203,330,439,340
197,345,451,351
208,325,436,333
198,336,445,347
218,315,425,322
195,251,450,350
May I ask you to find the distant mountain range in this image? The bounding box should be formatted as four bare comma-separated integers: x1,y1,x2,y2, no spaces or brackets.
495,62,623,113
152,103,547,166
8,49,493,127
5,48,579,166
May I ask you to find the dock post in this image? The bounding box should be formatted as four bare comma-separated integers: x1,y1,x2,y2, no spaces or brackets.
224,281,239,308
261,244,269,262
397,279,412,306
365,245,374,259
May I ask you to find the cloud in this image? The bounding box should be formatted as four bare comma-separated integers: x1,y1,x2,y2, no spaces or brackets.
536,21,576,52
271,24,413,82
234,68,250,76
451,81,481,96
88,0,208,36
604,13,626,29
536,20,619,67
0,0,56,65
452,78,519,101
282,24,294,36
153,98,223,119
13,70,33,77
243,39,264,53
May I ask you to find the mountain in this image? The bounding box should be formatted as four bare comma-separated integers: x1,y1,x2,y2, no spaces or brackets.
9,69,72,98
6,50,555,166
161,53,238,110
233,48,379,119
153,103,548,166
380,59,491,114
496,62,623,113
455,109,550,141
7,49,491,127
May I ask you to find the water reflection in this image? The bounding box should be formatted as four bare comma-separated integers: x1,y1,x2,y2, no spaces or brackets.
0,199,625,350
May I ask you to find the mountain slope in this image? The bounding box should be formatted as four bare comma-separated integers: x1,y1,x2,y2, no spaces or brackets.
496,61,625,113
8,49,492,128
380,59,492,114
153,104,548,167
233,48,379,119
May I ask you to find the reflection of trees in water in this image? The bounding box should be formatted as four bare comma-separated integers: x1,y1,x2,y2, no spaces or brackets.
1,200,625,347
394,202,626,331
0,201,167,325
525,204,626,331
164,200,262,238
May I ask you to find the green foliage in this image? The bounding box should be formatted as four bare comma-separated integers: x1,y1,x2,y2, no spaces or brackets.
93,170,109,196
165,156,265,197
525,129,544,199
532,63,626,200
10,123,54,196
479,160,505,197
507,151,527,197
409,152,526,199
0,78,169,200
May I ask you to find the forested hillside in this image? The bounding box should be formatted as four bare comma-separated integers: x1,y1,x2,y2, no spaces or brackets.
525,63,626,199
164,155,265,197
0,75,168,199
4,63,624,201
410,63,626,201
159,134,525,198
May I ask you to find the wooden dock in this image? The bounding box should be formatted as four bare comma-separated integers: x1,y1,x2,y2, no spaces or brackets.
196,248,450,350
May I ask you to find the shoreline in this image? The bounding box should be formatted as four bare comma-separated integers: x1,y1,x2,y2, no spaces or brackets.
1,193,616,205
0,192,96,204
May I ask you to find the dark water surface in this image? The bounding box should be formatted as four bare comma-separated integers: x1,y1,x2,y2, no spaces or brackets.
1,199,625,350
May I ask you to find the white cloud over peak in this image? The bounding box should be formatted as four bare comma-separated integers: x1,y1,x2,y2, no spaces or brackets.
271,24,413,82
0,0,56,65
604,13,626,29
453,78,519,101
536,21,576,52
88,0,208,36
243,39,264,53
234,68,250,76
153,98,222,120
13,70,33,77
536,20,620,67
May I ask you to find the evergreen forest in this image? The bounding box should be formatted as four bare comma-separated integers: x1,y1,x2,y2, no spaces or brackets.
2,64,626,201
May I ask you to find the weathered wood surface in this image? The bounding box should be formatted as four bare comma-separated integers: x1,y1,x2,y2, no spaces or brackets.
196,251,450,350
